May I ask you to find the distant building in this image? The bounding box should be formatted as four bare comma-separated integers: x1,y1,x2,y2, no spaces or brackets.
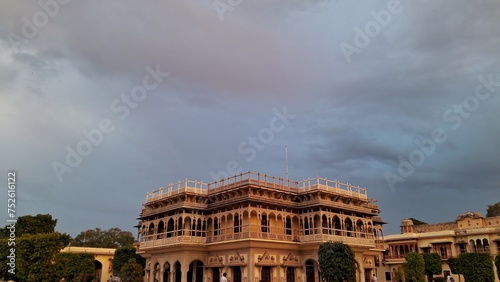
61,246,115,282
378,212,500,282
136,171,385,282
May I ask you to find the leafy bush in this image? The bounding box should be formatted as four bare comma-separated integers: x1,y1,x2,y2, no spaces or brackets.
459,253,494,282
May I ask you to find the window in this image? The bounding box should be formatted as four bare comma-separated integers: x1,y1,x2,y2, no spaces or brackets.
458,243,467,254
285,217,292,235
439,247,448,257
214,218,219,236
261,215,269,233
234,214,241,233
261,266,271,282
421,247,430,253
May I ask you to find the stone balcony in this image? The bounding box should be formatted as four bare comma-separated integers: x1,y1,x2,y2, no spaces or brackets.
138,225,377,250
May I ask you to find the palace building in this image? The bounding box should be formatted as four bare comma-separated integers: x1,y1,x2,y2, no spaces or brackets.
379,212,500,282
60,246,116,282
136,171,385,282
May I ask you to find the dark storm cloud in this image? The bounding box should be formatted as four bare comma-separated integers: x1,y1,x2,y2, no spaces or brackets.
0,0,499,236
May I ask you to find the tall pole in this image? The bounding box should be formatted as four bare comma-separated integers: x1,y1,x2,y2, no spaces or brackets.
285,144,289,181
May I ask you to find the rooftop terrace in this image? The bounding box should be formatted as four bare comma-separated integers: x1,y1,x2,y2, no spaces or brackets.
145,171,371,203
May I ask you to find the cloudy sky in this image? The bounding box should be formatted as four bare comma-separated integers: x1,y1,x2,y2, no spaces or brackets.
1,0,499,237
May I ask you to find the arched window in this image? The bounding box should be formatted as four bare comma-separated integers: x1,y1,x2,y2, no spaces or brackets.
234,214,241,233
157,221,165,239
285,217,292,235
304,218,310,236
214,218,219,236
345,218,353,237
177,218,183,236
483,239,489,252
149,222,155,236
333,216,341,235
356,220,364,238
163,262,171,282
261,214,269,233
167,218,174,238
305,259,316,282
174,262,182,282
470,239,476,252
322,215,329,234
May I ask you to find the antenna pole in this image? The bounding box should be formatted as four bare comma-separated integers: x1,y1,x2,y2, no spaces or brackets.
285,144,289,181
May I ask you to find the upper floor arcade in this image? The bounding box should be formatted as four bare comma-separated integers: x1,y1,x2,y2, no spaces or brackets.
137,171,384,251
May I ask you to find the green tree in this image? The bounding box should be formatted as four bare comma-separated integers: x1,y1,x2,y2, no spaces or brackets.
405,252,425,282
448,257,463,282
394,265,405,282
495,255,500,280
71,227,135,248
409,218,427,225
459,253,494,282
0,214,73,282
318,241,356,282
55,252,95,282
486,202,500,217
113,247,146,276
120,258,143,282
16,232,71,282
0,238,16,281
423,253,442,281
0,214,57,238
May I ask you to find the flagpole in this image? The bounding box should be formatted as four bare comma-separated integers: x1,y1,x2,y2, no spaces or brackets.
285,144,289,181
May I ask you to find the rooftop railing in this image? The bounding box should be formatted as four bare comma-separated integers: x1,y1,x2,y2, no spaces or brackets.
146,171,369,203
146,179,207,202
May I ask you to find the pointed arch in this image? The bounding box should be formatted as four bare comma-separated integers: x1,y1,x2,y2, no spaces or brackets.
157,220,165,239
322,215,329,234
261,212,269,233
333,216,342,235
163,262,171,282
285,216,292,236
356,219,364,238
177,217,183,236
166,218,174,238
345,217,353,237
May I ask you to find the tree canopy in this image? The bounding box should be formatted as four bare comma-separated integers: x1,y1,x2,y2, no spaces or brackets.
55,252,95,282
318,241,356,282
113,247,146,276
409,218,427,225
448,257,462,275
486,202,500,217
404,252,426,282
423,253,442,281
0,214,71,281
120,258,143,282
71,227,135,248
0,214,57,238
15,232,71,282
457,253,495,282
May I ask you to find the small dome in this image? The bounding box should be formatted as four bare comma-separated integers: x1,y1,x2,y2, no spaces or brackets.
401,218,414,226
456,211,483,220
